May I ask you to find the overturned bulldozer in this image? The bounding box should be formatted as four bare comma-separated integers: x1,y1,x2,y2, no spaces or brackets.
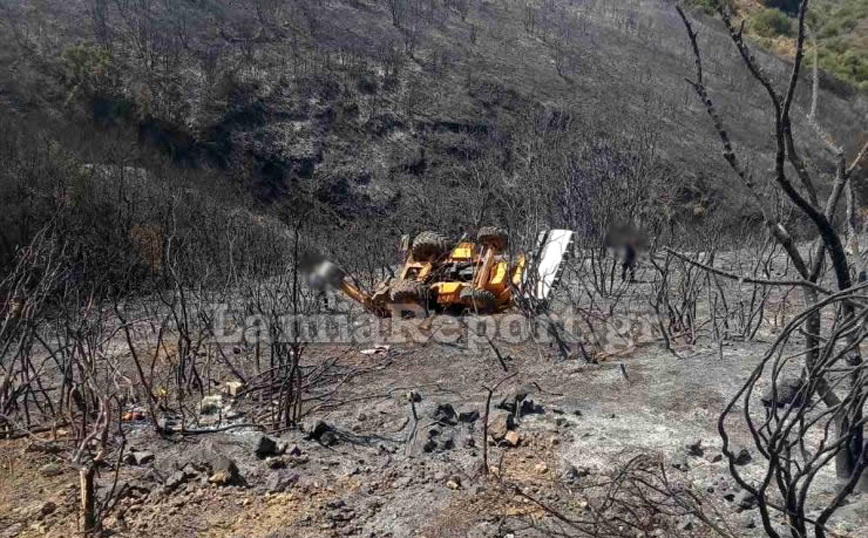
306,227,574,317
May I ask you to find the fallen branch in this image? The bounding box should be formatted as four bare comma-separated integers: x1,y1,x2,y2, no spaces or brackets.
662,248,831,295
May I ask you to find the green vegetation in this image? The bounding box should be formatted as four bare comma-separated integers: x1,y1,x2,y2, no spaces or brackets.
685,0,867,92
751,8,792,37
813,0,868,92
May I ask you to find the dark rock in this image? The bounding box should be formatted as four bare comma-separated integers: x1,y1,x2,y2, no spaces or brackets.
761,376,806,408
305,420,331,440
497,389,531,413
287,445,302,457
519,399,543,415
406,390,422,403
439,435,455,451
430,403,457,425
732,446,753,466
497,399,516,413
457,406,480,423
255,435,280,458
562,464,590,482
206,454,240,486
684,439,704,457
38,501,56,518
320,430,339,447
423,439,437,453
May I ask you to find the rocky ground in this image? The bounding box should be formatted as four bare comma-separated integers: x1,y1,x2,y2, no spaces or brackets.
2,320,867,538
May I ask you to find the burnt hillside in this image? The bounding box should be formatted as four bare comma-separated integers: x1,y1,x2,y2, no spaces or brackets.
0,0,866,249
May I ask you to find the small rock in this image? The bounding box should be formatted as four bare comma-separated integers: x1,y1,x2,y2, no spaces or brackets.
265,471,299,493
38,501,56,518
356,412,367,422
671,456,689,472
266,457,287,469
562,464,590,482
445,476,462,490
684,439,704,457
732,446,753,466
678,516,695,531
208,470,232,486
488,411,514,441
406,391,422,403
534,462,549,474
305,420,331,440
430,403,457,425
199,395,223,415
739,513,756,529
320,430,339,447
287,445,302,457
519,399,543,415
164,471,188,491
503,431,521,447
761,376,805,408
225,381,244,397
131,451,155,466
255,435,280,459
457,406,480,423
39,463,64,477
207,455,240,486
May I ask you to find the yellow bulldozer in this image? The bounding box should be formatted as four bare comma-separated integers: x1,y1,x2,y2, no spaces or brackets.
306,227,574,317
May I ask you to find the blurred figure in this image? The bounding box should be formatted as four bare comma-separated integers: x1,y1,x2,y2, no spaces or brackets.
621,237,637,282
607,223,643,283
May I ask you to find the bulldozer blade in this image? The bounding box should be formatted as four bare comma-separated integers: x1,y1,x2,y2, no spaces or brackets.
525,229,574,302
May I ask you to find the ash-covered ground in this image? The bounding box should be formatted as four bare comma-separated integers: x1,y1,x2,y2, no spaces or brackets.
3,312,866,538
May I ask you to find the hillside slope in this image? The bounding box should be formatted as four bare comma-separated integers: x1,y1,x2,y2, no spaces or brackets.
0,0,866,246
